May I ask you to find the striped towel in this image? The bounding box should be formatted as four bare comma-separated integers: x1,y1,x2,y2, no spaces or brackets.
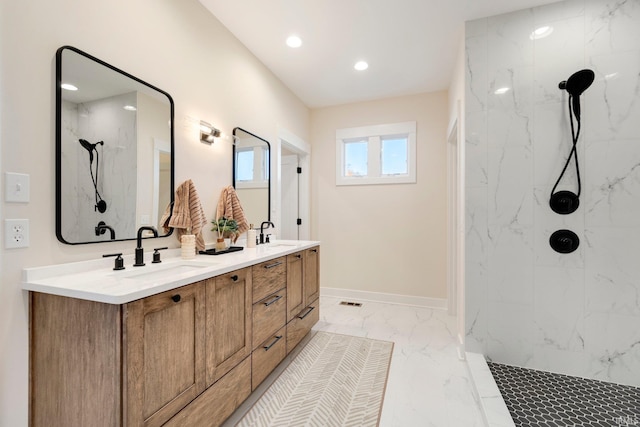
161,179,207,251
215,185,249,241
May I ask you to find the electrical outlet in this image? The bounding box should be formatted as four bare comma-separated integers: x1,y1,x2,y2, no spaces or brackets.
5,219,29,248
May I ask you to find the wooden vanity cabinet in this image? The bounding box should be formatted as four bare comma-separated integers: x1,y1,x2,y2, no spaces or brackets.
29,247,319,427
124,282,206,427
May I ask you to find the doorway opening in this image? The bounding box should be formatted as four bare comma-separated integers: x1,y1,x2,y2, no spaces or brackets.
278,130,310,241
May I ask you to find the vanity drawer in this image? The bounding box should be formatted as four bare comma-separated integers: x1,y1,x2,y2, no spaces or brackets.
164,356,251,427
252,290,287,350
287,299,319,353
252,257,286,303
252,326,287,390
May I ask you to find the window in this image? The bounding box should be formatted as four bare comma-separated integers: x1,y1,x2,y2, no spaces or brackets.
336,121,416,185
235,146,269,188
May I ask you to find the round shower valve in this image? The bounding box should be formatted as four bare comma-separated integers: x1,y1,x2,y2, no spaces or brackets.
549,229,580,254
549,190,579,214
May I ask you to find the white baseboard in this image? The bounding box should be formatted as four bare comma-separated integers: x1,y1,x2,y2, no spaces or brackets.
321,286,447,310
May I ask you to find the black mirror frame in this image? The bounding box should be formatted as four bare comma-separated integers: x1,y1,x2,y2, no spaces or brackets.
55,45,175,244
232,127,270,222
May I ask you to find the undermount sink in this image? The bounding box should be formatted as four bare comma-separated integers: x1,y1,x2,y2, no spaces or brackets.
113,261,214,281
266,243,297,249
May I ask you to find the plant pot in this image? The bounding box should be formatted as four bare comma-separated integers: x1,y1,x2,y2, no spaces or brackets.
215,238,226,251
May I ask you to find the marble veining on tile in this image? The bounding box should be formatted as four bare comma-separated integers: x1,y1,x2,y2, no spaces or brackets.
466,0,640,387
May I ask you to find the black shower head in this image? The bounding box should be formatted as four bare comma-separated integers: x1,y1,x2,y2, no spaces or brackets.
79,139,104,163
559,69,595,97
79,138,94,163
558,69,595,121
79,138,93,152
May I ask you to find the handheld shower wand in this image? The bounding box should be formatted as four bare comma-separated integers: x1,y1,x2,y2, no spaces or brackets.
78,138,107,213
549,69,595,215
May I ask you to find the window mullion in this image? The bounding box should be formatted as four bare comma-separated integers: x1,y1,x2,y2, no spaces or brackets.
369,136,381,177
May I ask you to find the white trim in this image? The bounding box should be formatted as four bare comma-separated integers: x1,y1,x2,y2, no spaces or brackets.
321,287,447,310
235,180,268,189
336,121,417,186
277,127,310,240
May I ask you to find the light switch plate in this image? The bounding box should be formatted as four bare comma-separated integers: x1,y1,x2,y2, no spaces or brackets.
5,172,30,203
5,219,30,248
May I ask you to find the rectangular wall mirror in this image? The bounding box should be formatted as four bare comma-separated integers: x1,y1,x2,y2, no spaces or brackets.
232,127,270,227
56,46,174,244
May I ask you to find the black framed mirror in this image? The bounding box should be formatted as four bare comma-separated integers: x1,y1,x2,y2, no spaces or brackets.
232,127,270,227
56,46,174,244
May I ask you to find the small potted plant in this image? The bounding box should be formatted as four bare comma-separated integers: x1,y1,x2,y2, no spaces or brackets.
211,217,239,250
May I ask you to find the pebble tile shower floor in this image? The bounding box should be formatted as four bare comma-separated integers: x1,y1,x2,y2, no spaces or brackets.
488,362,640,426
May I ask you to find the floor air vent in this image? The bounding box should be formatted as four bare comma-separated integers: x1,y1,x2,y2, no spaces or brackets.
340,301,362,307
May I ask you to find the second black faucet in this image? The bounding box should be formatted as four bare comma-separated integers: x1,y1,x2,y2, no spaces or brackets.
134,226,158,267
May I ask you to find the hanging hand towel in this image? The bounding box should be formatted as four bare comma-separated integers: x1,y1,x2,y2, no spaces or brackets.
162,179,207,251
216,185,249,241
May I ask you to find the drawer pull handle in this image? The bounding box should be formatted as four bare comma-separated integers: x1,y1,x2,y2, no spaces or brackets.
264,261,283,269
171,294,181,303
230,274,239,282
295,254,302,259
263,335,283,351
311,249,318,253
298,306,315,319
264,295,283,306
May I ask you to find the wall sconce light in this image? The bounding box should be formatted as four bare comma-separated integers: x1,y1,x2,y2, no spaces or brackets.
200,120,221,144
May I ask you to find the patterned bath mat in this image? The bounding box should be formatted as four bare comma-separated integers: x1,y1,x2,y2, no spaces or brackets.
237,331,394,427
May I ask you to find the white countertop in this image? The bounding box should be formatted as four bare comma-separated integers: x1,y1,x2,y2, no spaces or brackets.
22,240,319,304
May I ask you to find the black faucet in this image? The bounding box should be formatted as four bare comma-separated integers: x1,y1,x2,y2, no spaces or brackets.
133,226,158,267
260,221,275,244
95,221,116,240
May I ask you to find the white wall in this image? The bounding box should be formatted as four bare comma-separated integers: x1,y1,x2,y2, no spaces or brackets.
465,0,640,386
0,1,309,425
310,92,448,300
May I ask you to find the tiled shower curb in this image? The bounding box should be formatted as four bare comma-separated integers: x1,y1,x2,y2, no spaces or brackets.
465,352,516,427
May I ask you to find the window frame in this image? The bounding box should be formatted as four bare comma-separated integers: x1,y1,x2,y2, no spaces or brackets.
335,121,416,186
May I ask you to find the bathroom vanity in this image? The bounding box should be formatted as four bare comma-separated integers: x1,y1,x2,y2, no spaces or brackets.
23,241,320,427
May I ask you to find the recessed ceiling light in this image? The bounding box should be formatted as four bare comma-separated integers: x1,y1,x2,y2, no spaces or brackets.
61,83,78,91
286,35,302,48
494,87,510,95
123,105,137,111
354,61,369,71
529,25,553,40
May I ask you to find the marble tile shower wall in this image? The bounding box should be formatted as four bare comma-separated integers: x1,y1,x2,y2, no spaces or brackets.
464,0,640,387
61,92,137,241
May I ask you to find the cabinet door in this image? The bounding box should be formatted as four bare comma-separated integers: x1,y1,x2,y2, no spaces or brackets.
286,252,304,322
304,247,320,306
205,268,252,386
124,282,206,427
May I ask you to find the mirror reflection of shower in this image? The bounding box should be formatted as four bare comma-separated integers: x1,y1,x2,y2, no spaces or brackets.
78,138,108,213
549,69,595,215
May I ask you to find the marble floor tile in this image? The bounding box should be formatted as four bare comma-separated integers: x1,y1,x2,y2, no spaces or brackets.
316,296,485,427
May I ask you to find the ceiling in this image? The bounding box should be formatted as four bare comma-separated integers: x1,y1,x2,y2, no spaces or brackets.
199,0,560,108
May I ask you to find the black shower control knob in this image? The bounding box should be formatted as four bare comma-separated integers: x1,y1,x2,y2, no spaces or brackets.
549,230,580,254
550,191,579,215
